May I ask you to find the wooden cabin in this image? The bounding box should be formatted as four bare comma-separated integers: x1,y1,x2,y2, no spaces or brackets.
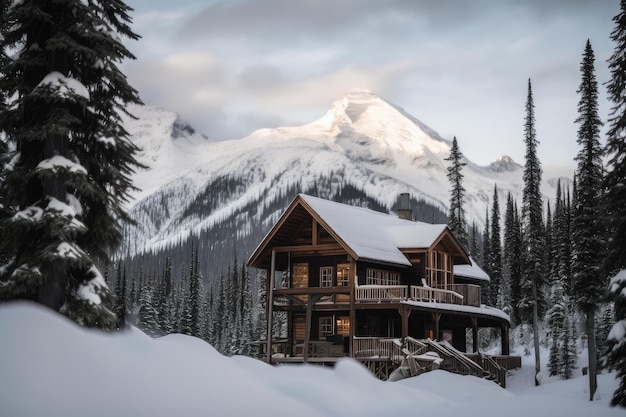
247,194,517,380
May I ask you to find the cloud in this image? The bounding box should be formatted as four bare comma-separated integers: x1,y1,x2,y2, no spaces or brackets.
124,0,618,168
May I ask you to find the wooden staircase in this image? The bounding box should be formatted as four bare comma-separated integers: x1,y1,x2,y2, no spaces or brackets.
388,337,508,388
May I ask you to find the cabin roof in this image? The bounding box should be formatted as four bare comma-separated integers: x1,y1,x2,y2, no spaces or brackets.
454,257,490,282
248,194,470,269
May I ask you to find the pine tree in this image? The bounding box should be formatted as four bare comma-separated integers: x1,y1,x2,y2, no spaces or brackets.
189,248,202,337
137,278,160,337
503,194,522,324
0,0,143,329
114,262,127,330
489,185,503,307
520,78,544,385
604,0,626,407
560,314,578,380
445,136,468,248
481,206,491,303
156,256,173,334
468,221,480,260
482,207,491,275
571,39,605,400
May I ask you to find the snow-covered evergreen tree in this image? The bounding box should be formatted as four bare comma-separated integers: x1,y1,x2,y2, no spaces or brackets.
445,136,468,248
114,262,127,330
560,314,578,380
468,221,480,260
503,194,522,324
604,0,626,407
0,0,143,329
520,78,545,385
489,185,503,308
547,278,566,377
572,39,604,400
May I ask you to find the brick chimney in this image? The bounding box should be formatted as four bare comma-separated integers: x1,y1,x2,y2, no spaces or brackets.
397,193,413,221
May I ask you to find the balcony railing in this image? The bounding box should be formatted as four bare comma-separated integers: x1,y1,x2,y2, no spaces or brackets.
354,283,481,306
410,285,464,304
355,285,407,302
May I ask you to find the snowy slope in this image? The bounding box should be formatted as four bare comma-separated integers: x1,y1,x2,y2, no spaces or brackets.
120,90,565,271
0,301,622,417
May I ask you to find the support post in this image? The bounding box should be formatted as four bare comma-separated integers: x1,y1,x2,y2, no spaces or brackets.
266,250,276,364
303,297,313,362
433,313,441,341
501,323,510,355
399,306,411,338
471,316,478,353
349,257,356,358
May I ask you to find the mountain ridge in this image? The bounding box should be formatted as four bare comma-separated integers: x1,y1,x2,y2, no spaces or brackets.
119,90,568,279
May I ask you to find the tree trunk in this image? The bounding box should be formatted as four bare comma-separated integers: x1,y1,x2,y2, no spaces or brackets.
532,278,541,386
586,311,598,401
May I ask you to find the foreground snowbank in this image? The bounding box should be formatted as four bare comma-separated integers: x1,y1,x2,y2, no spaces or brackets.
0,301,622,417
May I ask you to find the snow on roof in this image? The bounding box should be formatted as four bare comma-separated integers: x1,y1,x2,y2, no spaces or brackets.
404,300,510,323
454,257,490,282
299,194,449,267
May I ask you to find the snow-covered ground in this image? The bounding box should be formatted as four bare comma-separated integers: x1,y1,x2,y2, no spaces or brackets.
0,301,621,417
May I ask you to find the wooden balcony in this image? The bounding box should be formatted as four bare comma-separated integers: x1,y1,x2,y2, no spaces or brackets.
410,285,464,304
273,283,482,307
355,285,407,302
354,283,481,307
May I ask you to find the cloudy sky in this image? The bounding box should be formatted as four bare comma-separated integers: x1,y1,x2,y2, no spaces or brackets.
123,0,617,171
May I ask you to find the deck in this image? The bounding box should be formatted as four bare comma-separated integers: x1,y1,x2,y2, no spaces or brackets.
266,336,521,387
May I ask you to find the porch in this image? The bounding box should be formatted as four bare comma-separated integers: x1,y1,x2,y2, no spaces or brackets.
269,336,521,387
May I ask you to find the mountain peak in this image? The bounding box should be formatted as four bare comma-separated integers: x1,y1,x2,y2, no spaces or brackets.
319,89,387,129
487,155,521,172
317,89,451,159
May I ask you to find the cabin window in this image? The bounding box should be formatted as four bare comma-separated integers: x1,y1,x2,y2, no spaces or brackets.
319,317,333,339
336,316,350,336
427,251,451,289
320,266,334,287
366,268,400,285
292,263,308,288
337,264,350,287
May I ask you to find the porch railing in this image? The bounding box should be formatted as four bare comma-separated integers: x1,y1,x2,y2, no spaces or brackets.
410,285,464,305
355,285,407,302
446,284,481,307
353,336,399,359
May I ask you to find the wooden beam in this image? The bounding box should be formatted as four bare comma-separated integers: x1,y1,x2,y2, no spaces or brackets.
271,243,344,253
266,250,276,364
433,312,441,341
303,296,313,362
274,287,349,296
349,256,356,358
399,306,411,338
471,316,478,353
312,218,318,246
501,323,510,355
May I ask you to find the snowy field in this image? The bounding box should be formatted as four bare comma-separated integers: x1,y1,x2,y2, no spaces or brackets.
0,301,622,417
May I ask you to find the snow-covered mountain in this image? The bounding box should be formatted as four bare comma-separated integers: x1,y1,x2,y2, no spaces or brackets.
120,89,564,278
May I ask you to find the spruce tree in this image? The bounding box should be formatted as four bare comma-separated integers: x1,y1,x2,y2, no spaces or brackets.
572,39,604,400
489,185,503,308
560,314,578,380
468,221,480,260
114,262,127,330
0,0,143,329
445,136,468,248
481,207,491,304
520,79,544,385
604,0,626,407
503,194,522,324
